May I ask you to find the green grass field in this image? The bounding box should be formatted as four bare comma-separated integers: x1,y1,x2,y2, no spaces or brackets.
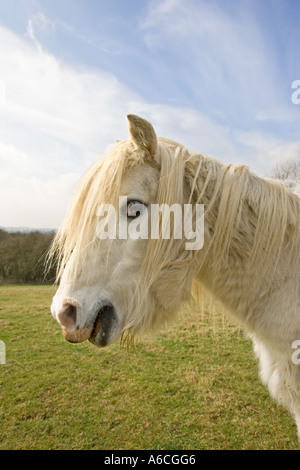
0,284,299,450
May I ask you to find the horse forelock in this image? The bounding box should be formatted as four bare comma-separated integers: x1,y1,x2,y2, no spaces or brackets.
49,141,129,280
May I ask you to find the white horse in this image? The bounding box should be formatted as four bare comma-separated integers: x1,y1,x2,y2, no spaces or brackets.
50,115,300,441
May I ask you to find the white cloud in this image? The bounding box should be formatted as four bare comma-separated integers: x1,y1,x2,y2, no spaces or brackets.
141,0,290,121
235,130,300,175
255,107,299,123
25,11,70,45
0,17,298,229
0,144,80,228
0,23,241,228
139,0,300,175
0,25,139,227
0,26,137,149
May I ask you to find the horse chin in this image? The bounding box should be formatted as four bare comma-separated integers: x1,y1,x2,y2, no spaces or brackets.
62,326,92,344
88,304,118,347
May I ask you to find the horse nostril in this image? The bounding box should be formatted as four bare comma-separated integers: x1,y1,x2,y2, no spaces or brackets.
57,303,77,330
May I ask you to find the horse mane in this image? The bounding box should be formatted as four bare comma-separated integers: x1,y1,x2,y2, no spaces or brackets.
126,140,300,334
49,137,300,336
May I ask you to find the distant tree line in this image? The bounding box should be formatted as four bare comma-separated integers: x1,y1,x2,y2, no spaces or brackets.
0,230,57,284
271,156,300,181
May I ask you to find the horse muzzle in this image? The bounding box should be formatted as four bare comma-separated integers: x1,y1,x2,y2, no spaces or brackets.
51,298,119,347
88,304,118,347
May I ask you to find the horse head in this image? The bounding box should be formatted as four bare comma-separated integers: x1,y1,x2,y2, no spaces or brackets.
50,115,198,346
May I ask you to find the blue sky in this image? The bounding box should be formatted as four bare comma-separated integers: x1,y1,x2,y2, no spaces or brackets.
0,0,299,228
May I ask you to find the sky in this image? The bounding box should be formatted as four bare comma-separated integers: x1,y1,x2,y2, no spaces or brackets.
0,0,299,229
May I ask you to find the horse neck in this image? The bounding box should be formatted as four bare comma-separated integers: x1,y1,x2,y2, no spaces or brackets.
187,153,294,324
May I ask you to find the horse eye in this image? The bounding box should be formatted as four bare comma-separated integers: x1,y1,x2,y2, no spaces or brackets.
127,200,147,219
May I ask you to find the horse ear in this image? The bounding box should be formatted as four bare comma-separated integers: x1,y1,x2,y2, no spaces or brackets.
127,114,158,157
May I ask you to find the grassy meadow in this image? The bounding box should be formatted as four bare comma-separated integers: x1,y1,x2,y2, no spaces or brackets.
0,284,299,450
